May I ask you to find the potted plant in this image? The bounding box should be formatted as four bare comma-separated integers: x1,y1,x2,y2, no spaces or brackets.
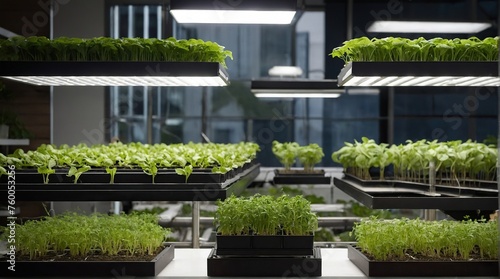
348,217,498,277
208,194,322,276
0,212,174,277
272,140,329,184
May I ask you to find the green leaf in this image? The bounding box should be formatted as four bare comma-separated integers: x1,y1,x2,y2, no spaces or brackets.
175,165,193,183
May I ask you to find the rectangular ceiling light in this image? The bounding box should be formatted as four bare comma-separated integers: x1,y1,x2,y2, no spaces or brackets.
0,61,229,87
367,21,492,34
338,62,500,87
254,92,341,98
170,0,297,24
251,79,344,98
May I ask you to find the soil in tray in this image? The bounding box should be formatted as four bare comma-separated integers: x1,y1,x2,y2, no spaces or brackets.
358,247,491,262
16,246,163,262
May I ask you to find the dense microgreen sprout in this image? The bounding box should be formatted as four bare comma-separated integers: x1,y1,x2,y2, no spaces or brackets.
332,138,497,185
0,36,233,67
0,213,170,260
0,142,260,182
353,217,498,261
215,195,318,236
330,36,499,64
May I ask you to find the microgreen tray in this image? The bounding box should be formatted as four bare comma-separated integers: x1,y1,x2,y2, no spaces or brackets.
4,163,260,201
2,161,256,185
273,169,331,185
0,245,174,277
344,173,498,193
348,245,498,277
207,248,322,277
334,176,498,211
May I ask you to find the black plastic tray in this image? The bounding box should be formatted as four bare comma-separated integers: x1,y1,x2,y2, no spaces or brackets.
207,248,322,277
0,161,257,184
344,173,498,194
273,169,331,185
347,245,498,277
3,163,260,201
0,245,174,277
333,177,498,211
216,235,313,256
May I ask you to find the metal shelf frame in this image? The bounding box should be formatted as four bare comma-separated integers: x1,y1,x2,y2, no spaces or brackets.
333,176,498,211
0,61,229,87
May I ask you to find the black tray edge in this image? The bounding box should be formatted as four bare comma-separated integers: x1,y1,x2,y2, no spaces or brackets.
0,245,174,277
347,245,498,277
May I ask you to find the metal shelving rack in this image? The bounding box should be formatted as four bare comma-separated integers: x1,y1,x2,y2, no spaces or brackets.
0,60,240,248
333,176,497,219
333,60,500,220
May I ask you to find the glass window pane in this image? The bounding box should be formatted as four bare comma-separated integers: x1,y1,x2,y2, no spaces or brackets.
326,120,380,167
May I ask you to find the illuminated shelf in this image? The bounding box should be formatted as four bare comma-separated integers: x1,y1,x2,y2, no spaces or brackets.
0,61,229,86
251,79,343,98
337,61,500,87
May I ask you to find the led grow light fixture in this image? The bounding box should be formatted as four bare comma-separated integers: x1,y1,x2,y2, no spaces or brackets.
367,21,492,34
169,0,298,24
338,62,500,87
251,79,343,98
0,61,229,87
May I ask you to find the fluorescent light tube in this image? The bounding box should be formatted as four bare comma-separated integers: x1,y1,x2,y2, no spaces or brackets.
255,93,341,98
0,26,19,38
170,10,296,24
367,21,491,34
268,66,303,77
169,0,297,25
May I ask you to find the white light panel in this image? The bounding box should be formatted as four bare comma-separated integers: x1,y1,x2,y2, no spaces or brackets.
342,76,500,87
2,76,228,87
367,21,492,34
170,10,296,24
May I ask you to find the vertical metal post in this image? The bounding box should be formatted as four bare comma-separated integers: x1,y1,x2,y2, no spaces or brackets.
424,161,437,221
246,119,253,142
143,6,150,38
49,0,55,217
201,88,208,141
496,0,500,271
387,88,394,145
346,0,353,40
192,201,200,248
147,87,153,144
